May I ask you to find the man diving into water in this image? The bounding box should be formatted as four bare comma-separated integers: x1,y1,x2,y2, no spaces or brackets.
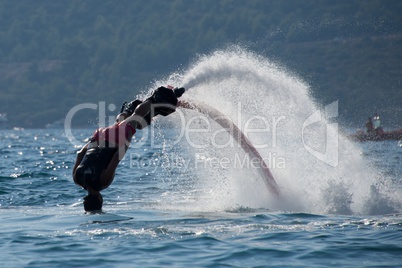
72,86,185,212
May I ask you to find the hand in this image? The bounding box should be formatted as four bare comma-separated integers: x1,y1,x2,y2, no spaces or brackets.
173,87,185,97
147,86,179,116
147,86,186,116
149,86,178,106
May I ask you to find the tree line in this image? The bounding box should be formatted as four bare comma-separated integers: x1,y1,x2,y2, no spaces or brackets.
0,0,401,128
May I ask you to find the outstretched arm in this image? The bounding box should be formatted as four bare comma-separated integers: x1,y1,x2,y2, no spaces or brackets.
124,99,153,129
122,86,185,129
97,99,154,186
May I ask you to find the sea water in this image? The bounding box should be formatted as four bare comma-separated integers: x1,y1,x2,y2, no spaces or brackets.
1,48,401,267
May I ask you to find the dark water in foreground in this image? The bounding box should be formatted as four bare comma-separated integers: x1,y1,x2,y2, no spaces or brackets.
0,128,401,267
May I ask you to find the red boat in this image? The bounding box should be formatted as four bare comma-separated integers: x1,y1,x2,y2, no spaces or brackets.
348,128,402,142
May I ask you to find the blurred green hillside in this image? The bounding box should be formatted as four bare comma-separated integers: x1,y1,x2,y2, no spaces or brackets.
0,0,401,128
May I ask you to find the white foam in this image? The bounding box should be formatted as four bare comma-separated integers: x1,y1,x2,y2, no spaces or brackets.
150,46,401,215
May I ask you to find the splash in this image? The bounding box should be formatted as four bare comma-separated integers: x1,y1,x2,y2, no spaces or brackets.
150,46,401,215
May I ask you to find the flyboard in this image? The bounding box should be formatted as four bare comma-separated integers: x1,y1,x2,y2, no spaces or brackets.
83,211,133,224
178,100,280,198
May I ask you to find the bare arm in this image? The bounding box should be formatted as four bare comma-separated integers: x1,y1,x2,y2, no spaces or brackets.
72,141,90,176
99,148,124,189
96,99,154,187
123,99,153,129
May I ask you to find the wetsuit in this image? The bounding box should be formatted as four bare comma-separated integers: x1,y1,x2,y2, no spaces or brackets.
75,122,136,190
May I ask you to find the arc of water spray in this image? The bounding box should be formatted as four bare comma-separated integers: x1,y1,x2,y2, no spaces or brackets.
178,99,280,198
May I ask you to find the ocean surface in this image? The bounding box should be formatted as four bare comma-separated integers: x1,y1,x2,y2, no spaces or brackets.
1,49,402,267
1,128,401,268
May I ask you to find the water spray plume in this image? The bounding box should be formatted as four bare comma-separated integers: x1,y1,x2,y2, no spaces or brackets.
153,46,401,215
